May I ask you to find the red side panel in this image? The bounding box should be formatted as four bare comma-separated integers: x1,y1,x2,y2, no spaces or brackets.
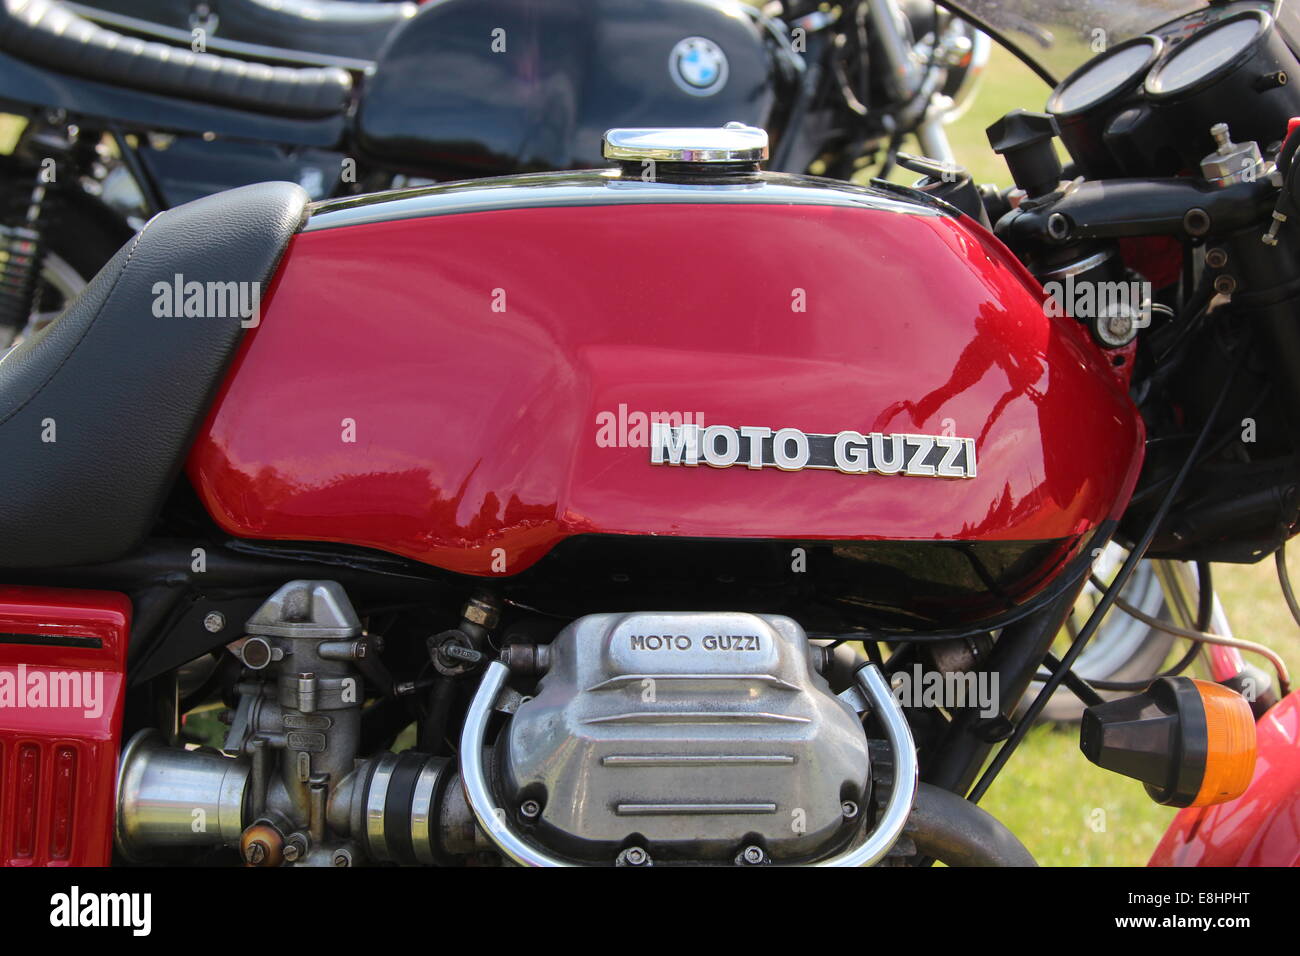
188,201,1143,576
1149,691,1300,867
0,587,131,867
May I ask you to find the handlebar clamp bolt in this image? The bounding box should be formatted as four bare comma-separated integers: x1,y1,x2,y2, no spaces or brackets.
1183,208,1212,237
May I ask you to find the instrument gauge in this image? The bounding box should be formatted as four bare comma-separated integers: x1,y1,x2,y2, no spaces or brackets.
1143,6,1300,173
1048,36,1163,117
1047,35,1163,178
1146,11,1273,98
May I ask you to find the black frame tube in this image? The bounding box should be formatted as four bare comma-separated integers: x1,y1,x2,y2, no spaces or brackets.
967,352,1244,804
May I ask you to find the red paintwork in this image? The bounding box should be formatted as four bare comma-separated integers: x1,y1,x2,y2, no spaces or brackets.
1118,235,1184,291
1149,690,1300,867
188,199,1145,578
0,587,131,867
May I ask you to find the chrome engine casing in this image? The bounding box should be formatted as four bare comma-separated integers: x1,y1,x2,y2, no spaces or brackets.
499,611,871,863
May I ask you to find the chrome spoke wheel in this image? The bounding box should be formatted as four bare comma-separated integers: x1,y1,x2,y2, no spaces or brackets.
1030,542,1175,722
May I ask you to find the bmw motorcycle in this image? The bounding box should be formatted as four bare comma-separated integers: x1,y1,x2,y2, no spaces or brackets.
0,0,986,346
1,0,1298,868
71,0,418,63
64,0,416,62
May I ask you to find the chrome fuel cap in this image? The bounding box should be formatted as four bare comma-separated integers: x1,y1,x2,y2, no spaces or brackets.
602,123,769,165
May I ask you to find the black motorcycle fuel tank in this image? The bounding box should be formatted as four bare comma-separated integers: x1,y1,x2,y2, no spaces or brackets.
356,0,787,175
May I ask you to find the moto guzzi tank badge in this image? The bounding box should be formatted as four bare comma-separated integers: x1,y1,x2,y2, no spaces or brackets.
649,423,976,478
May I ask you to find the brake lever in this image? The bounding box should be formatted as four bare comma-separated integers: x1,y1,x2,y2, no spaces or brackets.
1262,117,1300,246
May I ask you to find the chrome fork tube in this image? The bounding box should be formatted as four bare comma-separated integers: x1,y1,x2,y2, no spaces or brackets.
866,0,923,102
1151,560,1242,679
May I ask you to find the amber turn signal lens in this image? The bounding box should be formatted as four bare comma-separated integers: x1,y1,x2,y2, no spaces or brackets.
1190,679,1256,807
1080,676,1258,808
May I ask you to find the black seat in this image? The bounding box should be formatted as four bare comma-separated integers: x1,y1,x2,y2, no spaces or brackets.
0,181,309,569
74,0,415,63
0,0,352,117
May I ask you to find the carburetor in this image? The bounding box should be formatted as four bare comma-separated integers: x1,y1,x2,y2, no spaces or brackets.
221,580,369,865
118,589,912,867
117,581,480,866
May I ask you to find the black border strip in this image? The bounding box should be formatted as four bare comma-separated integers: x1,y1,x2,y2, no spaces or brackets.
0,633,103,649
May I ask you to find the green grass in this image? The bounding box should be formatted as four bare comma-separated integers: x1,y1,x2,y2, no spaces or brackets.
980,555,1300,866
180,557,1297,867
172,37,1300,867
873,43,1066,188
942,44,1057,186
980,723,1178,866
0,114,26,155
916,43,1300,865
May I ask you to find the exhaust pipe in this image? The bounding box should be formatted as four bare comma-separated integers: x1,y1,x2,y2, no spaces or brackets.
905,783,1037,867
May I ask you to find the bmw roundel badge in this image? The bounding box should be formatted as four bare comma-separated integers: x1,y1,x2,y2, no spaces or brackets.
670,36,729,96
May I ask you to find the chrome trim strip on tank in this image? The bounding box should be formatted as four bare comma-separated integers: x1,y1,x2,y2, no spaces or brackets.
306,170,948,232
458,659,918,868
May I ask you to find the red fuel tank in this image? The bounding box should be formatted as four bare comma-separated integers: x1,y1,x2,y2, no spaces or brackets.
187,170,1144,628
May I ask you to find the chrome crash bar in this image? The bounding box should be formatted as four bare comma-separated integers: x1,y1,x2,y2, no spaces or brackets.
458,660,918,867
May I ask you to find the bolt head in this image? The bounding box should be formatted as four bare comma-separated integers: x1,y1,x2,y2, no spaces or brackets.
1183,208,1211,237
618,846,651,866
203,611,226,634
740,845,766,865
520,799,542,820
332,850,352,867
